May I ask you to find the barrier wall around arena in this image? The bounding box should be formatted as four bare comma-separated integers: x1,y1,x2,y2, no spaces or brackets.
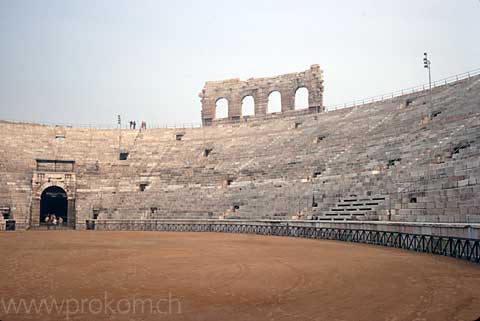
88,219,480,263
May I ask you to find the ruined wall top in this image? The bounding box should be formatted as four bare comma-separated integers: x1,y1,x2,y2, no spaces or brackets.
199,65,324,126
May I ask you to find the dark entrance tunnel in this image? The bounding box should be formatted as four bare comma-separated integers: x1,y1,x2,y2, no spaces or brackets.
40,186,68,225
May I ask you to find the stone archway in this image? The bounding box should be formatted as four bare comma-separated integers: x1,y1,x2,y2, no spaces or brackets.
40,186,68,226
30,180,76,229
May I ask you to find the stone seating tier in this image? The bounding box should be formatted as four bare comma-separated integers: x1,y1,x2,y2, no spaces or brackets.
0,76,479,228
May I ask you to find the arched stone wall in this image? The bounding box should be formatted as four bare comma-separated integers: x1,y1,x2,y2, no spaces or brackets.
35,181,75,200
199,65,324,125
30,172,76,228
241,95,255,116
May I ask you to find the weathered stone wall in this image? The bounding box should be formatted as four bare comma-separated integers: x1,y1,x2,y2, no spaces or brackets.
30,169,76,227
199,65,324,125
0,74,479,229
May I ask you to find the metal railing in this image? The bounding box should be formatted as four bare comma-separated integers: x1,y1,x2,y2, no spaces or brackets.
325,67,480,111
2,67,479,128
88,220,480,263
0,119,202,130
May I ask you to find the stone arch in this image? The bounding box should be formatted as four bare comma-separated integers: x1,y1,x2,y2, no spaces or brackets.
241,95,255,116
267,91,282,113
215,97,229,119
36,181,74,200
31,181,76,228
200,65,324,124
295,87,309,110
40,186,68,225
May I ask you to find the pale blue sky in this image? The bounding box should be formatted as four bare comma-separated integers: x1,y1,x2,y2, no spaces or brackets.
0,0,479,126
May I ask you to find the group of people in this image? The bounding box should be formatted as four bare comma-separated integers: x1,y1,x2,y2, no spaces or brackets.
44,214,64,229
129,120,147,130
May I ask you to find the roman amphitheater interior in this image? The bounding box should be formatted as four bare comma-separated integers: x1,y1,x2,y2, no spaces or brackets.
1,65,480,230
1,65,480,321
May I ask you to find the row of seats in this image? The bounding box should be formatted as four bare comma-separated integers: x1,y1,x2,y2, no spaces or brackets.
0,75,479,225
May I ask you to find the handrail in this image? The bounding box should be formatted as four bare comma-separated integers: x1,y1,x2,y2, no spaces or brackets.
0,120,203,130
325,67,480,111
1,67,479,128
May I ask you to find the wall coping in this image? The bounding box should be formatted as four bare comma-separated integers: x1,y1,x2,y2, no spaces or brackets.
91,219,480,228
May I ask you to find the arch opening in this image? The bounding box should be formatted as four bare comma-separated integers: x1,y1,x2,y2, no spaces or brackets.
40,186,68,225
268,91,281,113
295,87,309,110
242,96,255,116
215,98,229,119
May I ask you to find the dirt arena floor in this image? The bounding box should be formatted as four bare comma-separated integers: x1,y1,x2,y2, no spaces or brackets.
0,231,479,321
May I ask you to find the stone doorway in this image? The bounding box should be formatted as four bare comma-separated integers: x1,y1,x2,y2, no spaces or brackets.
40,186,68,226
30,159,76,229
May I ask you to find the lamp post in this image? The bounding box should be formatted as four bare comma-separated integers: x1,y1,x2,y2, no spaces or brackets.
423,52,432,106
117,114,122,156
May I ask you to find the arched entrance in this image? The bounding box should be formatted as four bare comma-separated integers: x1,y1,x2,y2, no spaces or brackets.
40,186,68,225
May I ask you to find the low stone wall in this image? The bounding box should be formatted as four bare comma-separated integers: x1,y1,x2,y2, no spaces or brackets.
92,219,480,239
88,219,480,263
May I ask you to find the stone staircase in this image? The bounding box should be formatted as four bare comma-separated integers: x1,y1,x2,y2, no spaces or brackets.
314,195,387,221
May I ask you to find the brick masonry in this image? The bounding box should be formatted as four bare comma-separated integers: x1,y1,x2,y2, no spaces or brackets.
199,65,324,126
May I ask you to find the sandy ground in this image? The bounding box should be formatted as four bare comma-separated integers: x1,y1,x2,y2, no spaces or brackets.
0,231,479,321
